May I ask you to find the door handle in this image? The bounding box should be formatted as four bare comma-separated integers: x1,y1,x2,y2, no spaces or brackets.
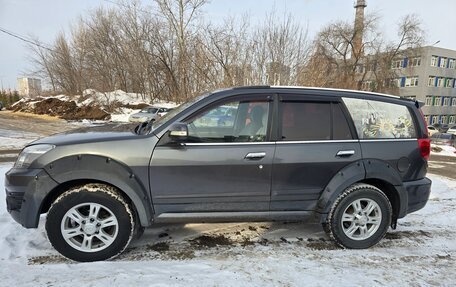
245,152,266,160
336,150,355,157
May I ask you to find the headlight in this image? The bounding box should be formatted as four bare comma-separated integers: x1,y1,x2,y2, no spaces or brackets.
14,144,55,168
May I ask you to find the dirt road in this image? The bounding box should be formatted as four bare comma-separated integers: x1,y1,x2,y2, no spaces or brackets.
0,110,77,136
0,111,78,162
428,154,456,179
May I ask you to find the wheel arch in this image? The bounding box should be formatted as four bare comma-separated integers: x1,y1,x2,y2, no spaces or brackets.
42,154,154,227
317,159,407,223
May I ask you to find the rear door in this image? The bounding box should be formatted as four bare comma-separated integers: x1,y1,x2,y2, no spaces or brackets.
271,94,362,211
149,94,275,214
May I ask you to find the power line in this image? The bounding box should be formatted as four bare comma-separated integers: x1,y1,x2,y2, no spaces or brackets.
0,26,55,52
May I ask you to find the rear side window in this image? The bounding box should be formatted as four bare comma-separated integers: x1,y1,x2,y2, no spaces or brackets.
333,103,353,140
280,101,352,141
281,102,330,140
343,98,416,139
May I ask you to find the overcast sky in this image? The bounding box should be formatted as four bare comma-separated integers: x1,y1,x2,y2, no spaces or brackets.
0,0,454,89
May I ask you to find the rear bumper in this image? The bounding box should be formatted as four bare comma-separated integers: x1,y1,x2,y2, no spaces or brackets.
403,177,432,214
5,168,59,228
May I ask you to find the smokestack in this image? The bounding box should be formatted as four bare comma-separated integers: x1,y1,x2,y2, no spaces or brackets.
353,0,367,58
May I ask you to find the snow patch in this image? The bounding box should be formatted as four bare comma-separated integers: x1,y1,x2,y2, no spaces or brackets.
110,108,140,123
12,89,178,122
0,130,40,149
431,144,456,157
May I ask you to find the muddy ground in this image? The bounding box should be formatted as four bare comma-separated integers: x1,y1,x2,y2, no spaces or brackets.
0,110,78,136
27,221,445,265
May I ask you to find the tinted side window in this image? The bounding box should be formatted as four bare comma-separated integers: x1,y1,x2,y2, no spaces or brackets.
281,102,331,141
343,97,417,139
333,103,353,140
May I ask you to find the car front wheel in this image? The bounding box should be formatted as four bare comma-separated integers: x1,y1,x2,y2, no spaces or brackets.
46,184,135,262
326,183,392,249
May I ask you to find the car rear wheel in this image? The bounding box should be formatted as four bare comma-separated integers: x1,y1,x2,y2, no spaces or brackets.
46,184,135,262
326,183,392,249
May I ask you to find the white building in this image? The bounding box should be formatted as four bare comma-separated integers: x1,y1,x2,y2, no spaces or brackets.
17,77,41,98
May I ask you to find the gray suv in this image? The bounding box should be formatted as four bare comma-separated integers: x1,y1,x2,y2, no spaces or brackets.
5,86,432,262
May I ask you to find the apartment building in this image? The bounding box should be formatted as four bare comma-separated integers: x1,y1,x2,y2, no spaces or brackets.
393,46,456,125
17,77,41,98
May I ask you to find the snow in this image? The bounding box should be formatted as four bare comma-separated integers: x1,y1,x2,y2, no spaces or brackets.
0,129,40,149
0,163,455,286
80,89,147,107
110,108,140,123
431,144,456,157
79,89,177,110
13,89,178,123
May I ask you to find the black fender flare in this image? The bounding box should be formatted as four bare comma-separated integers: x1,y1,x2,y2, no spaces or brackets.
363,158,408,218
316,159,407,222
316,160,365,222
43,154,154,227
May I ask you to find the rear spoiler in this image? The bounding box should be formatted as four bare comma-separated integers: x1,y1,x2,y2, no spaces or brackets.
415,100,425,109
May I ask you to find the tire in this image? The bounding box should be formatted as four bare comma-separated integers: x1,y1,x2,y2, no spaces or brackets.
326,183,392,249
321,223,330,235
46,183,135,262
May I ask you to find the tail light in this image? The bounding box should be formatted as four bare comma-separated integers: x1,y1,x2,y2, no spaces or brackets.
416,107,430,160
418,138,431,160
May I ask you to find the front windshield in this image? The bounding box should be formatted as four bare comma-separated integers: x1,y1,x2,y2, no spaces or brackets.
150,92,211,132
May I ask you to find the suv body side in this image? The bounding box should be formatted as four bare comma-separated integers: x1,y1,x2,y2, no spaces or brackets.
147,87,430,224
5,87,431,229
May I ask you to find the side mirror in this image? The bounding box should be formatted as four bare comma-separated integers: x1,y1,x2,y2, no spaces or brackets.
168,122,188,141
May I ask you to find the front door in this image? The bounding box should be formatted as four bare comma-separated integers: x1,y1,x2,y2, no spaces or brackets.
150,95,275,214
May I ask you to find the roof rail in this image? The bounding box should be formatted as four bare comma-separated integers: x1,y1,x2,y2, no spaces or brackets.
232,85,270,90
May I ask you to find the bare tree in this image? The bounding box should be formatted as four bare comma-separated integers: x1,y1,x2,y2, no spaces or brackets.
154,0,208,101
252,11,310,86
301,13,424,94
27,42,57,92
30,1,424,104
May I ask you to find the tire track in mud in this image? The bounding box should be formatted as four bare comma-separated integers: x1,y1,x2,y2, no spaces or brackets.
27,225,455,265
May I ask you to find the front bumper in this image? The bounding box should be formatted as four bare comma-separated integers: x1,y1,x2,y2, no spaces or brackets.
403,177,432,214
5,168,59,228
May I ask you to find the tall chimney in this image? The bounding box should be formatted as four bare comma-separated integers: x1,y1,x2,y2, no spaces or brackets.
353,0,366,58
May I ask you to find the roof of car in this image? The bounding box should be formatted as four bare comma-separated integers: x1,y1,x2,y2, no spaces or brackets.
226,85,403,99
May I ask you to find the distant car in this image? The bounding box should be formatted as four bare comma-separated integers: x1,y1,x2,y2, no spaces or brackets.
433,123,449,133
447,125,456,135
430,133,456,147
194,105,236,127
427,125,439,136
128,106,170,122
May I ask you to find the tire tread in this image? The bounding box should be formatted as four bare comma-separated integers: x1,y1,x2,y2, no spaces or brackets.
326,183,392,249
46,183,135,262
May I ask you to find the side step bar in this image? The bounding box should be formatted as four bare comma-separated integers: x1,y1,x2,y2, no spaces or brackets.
154,211,314,223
